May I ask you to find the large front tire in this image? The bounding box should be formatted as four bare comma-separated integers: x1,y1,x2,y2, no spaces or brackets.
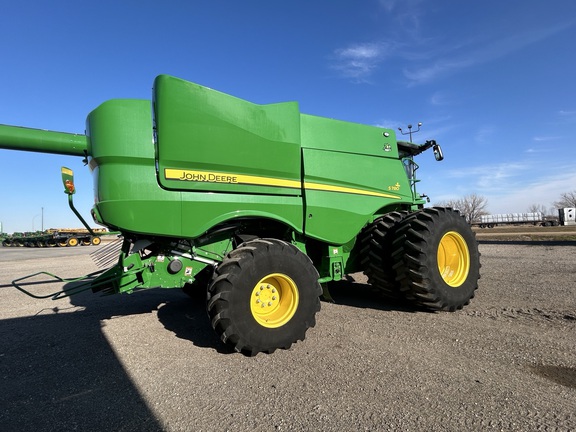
392,207,480,311
207,238,322,356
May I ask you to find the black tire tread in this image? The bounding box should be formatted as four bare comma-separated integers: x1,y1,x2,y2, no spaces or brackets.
361,211,409,299
207,238,321,356
391,207,481,311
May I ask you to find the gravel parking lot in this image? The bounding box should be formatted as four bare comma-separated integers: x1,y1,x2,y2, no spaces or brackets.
1,242,575,431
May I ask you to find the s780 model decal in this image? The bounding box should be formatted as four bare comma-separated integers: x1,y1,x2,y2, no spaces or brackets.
164,168,401,200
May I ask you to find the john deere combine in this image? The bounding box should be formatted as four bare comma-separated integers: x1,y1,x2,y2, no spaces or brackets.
0,75,480,355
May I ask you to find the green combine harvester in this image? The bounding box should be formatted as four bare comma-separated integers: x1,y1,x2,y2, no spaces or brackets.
0,75,480,355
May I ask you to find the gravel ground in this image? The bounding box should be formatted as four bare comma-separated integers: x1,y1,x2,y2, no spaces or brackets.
0,242,575,431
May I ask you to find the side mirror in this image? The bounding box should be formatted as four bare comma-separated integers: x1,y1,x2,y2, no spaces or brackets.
433,144,444,161
61,167,76,195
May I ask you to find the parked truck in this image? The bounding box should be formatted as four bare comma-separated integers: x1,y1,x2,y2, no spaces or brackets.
475,212,559,228
558,208,576,226
475,209,576,228
0,75,480,355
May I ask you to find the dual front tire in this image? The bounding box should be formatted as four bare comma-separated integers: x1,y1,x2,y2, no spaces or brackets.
365,207,480,311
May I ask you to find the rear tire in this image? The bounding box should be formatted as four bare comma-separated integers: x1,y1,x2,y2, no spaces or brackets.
207,238,322,356
391,207,480,311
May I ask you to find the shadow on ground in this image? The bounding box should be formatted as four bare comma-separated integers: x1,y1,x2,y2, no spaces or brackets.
0,285,223,431
1,273,419,430
156,276,419,350
155,290,232,354
323,277,419,313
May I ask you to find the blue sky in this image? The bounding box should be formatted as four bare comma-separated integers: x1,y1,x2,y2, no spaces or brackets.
1,0,575,233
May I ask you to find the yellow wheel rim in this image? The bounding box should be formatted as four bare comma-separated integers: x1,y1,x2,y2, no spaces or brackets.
68,238,78,247
437,231,470,287
91,237,101,245
250,273,299,328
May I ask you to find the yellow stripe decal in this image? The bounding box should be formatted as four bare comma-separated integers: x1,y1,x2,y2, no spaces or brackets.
164,168,400,200
305,182,401,200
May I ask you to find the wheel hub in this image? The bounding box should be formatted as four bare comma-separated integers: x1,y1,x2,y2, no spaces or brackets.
255,284,279,309
437,231,470,287
250,273,299,328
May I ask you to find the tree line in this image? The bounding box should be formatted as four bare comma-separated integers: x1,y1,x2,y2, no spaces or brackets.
434,190,576,224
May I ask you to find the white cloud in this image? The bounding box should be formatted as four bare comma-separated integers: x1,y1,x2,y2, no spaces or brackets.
330,0,424,82
379,0,397,13
403,22,573,85
331,42,395,81
374,118,404,130
430,91,456,106
557,110,576,124
486,170,576,213
470,163,526,191
474,126,496,144
532,136,561,142
331,9,572,86
431,160,576,213
403,58,472,85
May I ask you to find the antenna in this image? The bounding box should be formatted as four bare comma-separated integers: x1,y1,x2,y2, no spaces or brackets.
398,122,422,142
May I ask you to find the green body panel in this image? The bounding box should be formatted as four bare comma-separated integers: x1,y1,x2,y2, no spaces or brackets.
154,75,302,197
87,95,303,239
151,74,304,237
87,99,184,237
0,124,87,156
300,114,413,244
300,113,399,158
